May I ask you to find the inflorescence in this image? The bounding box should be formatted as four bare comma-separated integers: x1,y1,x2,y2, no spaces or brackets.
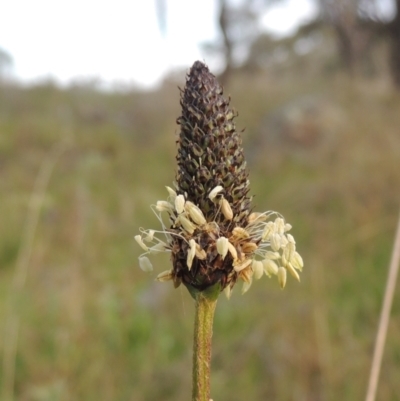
135,61,303,298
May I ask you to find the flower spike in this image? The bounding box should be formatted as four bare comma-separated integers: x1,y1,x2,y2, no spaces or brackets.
135,61,303,295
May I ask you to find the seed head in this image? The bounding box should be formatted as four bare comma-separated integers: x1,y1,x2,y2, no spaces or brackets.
135,61,303,297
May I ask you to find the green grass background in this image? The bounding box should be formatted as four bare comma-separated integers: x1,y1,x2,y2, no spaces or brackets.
0,72,399,401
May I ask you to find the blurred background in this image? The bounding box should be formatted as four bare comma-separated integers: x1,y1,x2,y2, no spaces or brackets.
1,0,400,400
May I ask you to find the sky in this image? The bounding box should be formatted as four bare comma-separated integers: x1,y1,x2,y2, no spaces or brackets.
0,0,318,89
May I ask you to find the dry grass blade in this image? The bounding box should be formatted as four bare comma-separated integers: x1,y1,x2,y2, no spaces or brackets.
365,211,400,401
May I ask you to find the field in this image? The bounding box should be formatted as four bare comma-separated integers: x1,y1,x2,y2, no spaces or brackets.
0,70,400,401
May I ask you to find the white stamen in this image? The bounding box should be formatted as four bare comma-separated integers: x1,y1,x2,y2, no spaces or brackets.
286,262,300,282
283,242,295,263
175,194,185,214
144,230,155,242
241,242,258,253
179,215,196,234
135,235,149,251
195,245,207,260
156,269,173,282
234,259,252,272
241,280,252,294
287,234,295,243
227,242,238,260
185,201,207,225
208,185,223,201
149,243,166,253
239,265,253,283
139,256,153,272
252,260,264,280
166,186,177,202
278,266,287,289
220,198,233,220
232,226,250,239
275,218,285,235
282,252,288,267
156,201,174,212
262,259,279,276
224,285,232,299
262,222,275,241
284,223,292,232
216,237,229,259
264,251,281,260
280,234,289,248
187,239,196,270
270,233,281,251
291,252,304,271
248,212,267,224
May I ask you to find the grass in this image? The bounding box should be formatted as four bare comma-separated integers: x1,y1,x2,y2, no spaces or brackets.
0,70,399,401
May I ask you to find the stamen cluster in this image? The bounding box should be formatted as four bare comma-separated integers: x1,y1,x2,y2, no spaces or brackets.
136,186,303,297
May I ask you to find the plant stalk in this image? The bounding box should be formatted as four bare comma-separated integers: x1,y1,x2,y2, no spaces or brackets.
192,292,217,401
365,212,400,401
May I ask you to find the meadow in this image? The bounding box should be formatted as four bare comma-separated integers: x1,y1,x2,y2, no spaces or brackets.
0,69,399,401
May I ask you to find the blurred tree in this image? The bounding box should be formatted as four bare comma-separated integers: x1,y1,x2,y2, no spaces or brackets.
317,0,400,86
246,0,400,88
154,0,400,88
202,0,279,84
318,0,370,75
207,0,400,86
154,0,279,85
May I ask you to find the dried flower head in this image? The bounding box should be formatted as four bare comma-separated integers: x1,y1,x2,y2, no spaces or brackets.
136,61,303,298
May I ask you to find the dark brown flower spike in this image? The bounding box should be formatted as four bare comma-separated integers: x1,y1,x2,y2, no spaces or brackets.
136,61,303,298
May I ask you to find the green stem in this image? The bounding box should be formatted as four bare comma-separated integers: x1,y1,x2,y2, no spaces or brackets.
192,292,217,401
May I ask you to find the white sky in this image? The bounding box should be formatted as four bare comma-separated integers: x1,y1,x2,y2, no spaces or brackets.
0,0,317,89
